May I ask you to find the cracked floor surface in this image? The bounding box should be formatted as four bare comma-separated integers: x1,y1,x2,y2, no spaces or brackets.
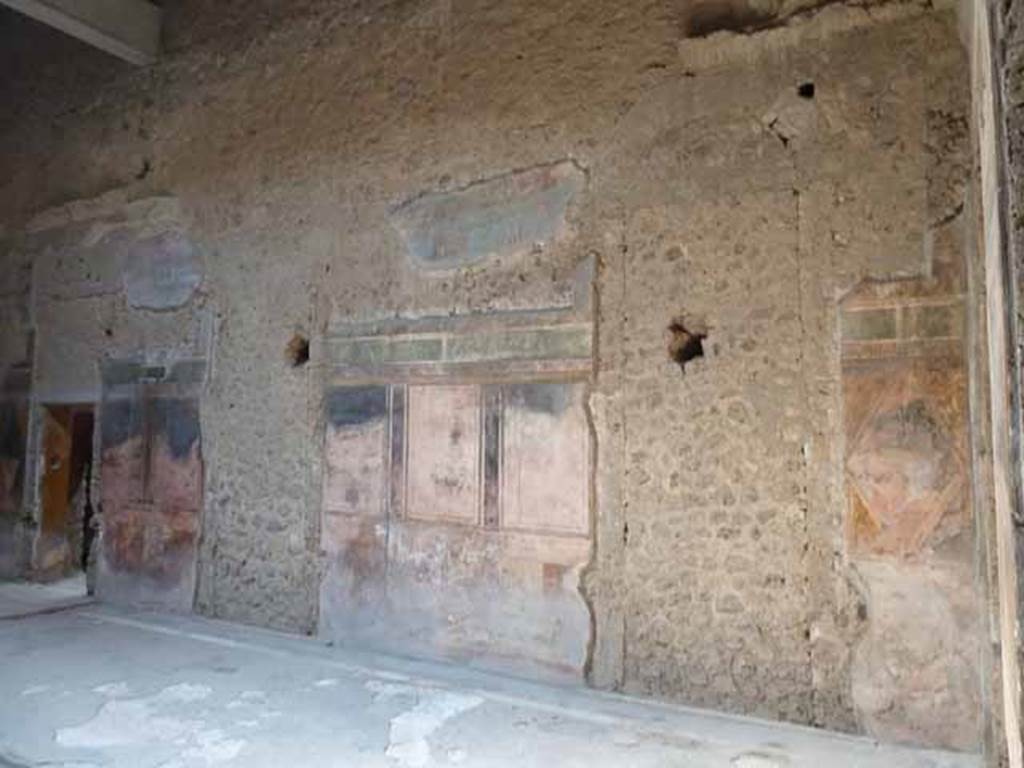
0,582,981,768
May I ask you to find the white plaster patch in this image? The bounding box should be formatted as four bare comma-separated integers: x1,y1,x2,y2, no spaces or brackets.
181,729,245,763
227,690,266,709
313,678,339,688
611,730,640,747
21,684,51,696
93,681,131,697
55,682,242,765
731,752,791,768
366,680,412,700
224,689,281,725
161,683,212,703
366,681,482,768
57,698,197,748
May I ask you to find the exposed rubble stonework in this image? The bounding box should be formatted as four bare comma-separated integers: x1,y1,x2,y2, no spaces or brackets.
0,0,995,754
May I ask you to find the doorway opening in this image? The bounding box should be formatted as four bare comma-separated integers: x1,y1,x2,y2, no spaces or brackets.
36,404,95,594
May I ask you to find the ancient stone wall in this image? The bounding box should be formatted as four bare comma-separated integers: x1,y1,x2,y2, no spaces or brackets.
582,7,980,746
0,0,984,749
987,0,1024,758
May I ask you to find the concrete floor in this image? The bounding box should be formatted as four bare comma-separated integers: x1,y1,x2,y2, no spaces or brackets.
0,582,981,768
0,575,91,620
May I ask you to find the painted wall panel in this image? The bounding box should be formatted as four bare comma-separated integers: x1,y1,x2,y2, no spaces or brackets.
98,388,202,611
844,361,969,558
322,386,389,522
405,384,480,525
840,284,980,749
319,377,592,679
501,382,589,535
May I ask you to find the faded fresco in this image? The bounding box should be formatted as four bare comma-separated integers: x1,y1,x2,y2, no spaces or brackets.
841,286,979,749
390,161,585,271
844,362,969,558
320,379,591,679
99,375,203,610
406,385,482,524
322,386,389,518
321,386,390,627
501,382,589,535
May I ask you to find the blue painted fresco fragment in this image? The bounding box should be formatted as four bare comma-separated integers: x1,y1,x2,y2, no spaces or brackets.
120,231,202,309
390,161,584,270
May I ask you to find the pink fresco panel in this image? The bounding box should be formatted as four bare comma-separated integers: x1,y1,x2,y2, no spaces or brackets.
321,386,390,559
501,382,589,535
322,421,389,518
405,384,481,524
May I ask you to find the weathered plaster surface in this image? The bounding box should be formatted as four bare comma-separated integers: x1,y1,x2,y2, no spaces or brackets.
991,0,1024,759
0,195,210,601
0,0,985,749
318,318,594,678
98,365,204,611
390,160,585,271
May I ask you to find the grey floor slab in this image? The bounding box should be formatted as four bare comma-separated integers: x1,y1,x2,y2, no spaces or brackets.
0,582,982,768
0,575,91,619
